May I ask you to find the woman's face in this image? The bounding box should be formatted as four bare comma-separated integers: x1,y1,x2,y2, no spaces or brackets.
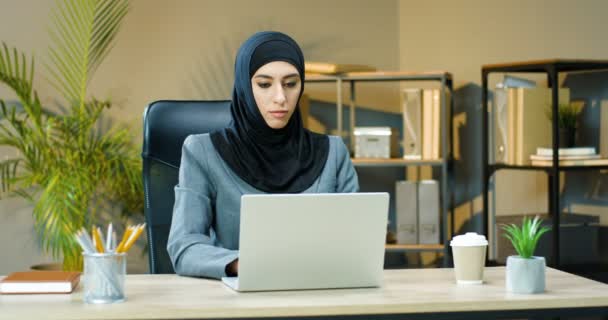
251,61,301,129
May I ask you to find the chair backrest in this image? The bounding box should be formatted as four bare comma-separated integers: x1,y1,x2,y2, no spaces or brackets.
142,100,231,274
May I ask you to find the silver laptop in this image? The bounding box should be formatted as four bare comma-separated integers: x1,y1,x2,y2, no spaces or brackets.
221,192,389,292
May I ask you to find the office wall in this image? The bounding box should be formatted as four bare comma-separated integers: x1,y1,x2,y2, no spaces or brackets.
398,0,608,245
0,0,400,274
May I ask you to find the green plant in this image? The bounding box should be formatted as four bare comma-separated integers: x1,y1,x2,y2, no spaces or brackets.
546,102,584,130
502,216,551,259
0,0,141,271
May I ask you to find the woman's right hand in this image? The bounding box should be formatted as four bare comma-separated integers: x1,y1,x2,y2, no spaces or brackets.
226,259,239,276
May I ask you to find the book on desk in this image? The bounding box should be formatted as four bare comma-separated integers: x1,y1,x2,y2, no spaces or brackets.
0,271,80,294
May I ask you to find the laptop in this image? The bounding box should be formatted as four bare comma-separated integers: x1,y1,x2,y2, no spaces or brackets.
221,192,389,292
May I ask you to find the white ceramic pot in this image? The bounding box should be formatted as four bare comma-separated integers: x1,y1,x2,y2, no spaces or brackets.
506,256,545,294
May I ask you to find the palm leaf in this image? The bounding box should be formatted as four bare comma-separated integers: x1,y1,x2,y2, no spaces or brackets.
89,0,129,75
0,158,21,196
0,44,34,106
47,0,94,103
33,169,91,261
47,0,129,107
0,45,47,129
12,188,36,203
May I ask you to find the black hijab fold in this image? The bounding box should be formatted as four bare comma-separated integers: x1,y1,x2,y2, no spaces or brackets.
210,31,329,193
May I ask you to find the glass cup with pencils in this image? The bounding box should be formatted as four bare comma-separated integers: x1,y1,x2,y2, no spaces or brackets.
75,223,145,304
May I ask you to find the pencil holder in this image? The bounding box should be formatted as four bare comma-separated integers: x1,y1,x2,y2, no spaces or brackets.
83,252,126,304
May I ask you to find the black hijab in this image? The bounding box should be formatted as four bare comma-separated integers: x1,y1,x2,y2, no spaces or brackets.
210,31,329,193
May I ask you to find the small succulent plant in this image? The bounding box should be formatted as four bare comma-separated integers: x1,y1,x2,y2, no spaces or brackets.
502,216,551,259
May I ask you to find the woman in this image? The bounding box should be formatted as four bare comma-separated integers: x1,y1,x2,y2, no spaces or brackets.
167,31,358,280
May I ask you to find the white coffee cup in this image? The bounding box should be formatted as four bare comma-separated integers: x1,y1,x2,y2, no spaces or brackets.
450,232,488,285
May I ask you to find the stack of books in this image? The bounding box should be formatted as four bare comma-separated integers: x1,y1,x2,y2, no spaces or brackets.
530,147,608,166
305,61,375,75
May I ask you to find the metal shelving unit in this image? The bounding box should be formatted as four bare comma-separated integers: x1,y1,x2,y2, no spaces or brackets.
351,158,445,167
481,59,608,269
306,71,454,262
385,243,444,253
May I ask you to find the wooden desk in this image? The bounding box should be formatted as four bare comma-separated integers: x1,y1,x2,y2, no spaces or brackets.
2,267,607,320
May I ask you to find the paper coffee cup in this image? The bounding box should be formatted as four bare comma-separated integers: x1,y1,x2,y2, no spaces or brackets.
450,232,488,285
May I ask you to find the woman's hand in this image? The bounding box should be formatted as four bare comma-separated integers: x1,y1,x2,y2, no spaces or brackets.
226,259,239,276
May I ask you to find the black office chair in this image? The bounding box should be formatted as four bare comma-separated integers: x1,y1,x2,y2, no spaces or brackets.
142,100,231,274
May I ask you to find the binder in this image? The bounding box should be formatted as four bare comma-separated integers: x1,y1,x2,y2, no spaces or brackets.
431,89,441,159
401,89,422,159
493,86,510,163
422,90,434,160
418,180,440,244
395,180,418,244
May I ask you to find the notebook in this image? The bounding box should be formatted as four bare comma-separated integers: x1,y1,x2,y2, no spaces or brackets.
0,271,80,294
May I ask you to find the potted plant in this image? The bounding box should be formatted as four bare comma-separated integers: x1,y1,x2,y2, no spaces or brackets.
502,215,551,294
546,102,584,148
0,0,141,271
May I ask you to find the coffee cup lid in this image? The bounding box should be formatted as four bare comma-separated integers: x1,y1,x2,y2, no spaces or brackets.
450,232,488,246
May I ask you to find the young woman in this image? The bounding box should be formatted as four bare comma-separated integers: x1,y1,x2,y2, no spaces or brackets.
167,31,358,279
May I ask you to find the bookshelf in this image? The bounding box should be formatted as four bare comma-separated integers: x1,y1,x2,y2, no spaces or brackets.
305,71,454,263
481,59,608,269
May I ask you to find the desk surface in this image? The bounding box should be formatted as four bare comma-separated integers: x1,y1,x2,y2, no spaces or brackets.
1,267,607,320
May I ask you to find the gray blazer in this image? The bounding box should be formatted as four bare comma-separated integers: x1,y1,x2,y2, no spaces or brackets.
167,133,359,279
